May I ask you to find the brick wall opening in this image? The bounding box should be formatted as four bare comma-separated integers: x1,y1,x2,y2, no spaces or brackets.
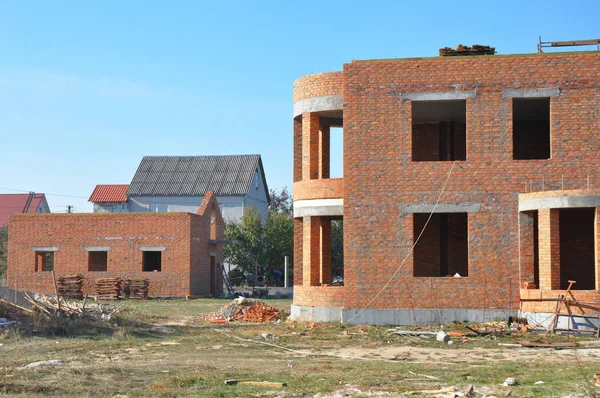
35,251,54,272
559,208,595,290
413,213,469,277
142,251,162,272
412,100,467,161
519,211,539,288
330,127,343,178
331,218,344,283
88,251,108,272
513,98,550,160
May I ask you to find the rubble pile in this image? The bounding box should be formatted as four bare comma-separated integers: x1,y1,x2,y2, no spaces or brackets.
95,278,123,300
19,292,122,320
125,279,149,299
57,274,84,299
203,298,281,323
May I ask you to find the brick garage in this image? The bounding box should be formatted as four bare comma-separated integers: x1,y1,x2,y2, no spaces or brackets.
7,192,224,297
291,51,600,325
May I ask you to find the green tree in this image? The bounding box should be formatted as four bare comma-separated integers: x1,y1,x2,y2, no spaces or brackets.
0,226,7,278
224,206,293,278
268,187,293,217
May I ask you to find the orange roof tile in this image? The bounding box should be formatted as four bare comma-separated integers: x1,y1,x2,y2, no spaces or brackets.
88,184,129,203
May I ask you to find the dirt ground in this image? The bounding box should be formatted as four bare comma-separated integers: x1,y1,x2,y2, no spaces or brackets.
1,299,599,397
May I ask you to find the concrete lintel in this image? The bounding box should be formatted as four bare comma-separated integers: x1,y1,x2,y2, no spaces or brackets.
293,199,344,218
503,88,560,98
519,195,600,212
31,246,59,252
209,252,216,257
138,246,166,252
84,246,111,252
401,91,476,101
293,95,343,118
400,203,481,214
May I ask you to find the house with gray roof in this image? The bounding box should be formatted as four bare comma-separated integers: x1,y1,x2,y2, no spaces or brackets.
90,155,270,222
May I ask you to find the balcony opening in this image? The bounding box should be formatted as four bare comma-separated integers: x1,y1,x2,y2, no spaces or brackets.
330,127,343,179
413,213,468,277
412,100,467,161
331,218,344,285
88,251,108,272
559,208,595,290
519,211,539,288
513,98,550,160
142,251,162,272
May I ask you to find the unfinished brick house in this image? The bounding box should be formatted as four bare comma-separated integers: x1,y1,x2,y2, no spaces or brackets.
7,192,224,297
291,49,600,327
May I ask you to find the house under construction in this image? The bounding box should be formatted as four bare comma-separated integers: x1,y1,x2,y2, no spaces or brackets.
291,44,600,328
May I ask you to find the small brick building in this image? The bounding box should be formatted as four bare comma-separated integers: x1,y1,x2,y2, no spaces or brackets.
291,50,600,326
7,192,224,297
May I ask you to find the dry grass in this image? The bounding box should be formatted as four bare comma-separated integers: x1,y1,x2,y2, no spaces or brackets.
0,299,599,397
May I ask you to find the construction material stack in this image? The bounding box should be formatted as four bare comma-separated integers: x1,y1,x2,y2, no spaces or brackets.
125,279,149,299
57,275,84,299
95,278,122,300
439,44,495,56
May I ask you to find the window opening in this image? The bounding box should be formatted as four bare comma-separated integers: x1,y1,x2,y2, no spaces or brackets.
88,251,108,272
330,127,344,178
35,251,54,272
513,98,550,160
412,100,467,161
413,213,468,277
142,251,162,272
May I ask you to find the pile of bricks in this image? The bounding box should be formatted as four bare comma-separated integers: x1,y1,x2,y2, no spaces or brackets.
95,278,122,300
57,275,84,299
203,298,281,323
439,44,495,56
125,279,149,299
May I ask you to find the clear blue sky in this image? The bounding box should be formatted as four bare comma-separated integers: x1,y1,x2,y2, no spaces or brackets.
1,1,598,212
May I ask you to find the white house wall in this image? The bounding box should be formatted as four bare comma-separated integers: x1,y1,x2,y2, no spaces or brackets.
245,168,269,218
127,195,254,223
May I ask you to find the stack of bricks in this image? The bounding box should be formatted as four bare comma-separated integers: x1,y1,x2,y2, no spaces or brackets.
439,44,496,56
57,274,84,299
125,279,149,299
95,278,122,300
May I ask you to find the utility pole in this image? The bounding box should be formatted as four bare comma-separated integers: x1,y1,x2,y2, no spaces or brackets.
66,205,73,213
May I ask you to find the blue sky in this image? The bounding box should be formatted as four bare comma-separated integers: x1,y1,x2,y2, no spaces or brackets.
1,1,598,212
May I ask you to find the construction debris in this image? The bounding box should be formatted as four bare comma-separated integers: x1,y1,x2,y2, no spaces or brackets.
23,292,123,320
57,274,84,299
203,298,281,323
224,379,287,387
95,278,123,300
125,279,149,299
439,44,496,57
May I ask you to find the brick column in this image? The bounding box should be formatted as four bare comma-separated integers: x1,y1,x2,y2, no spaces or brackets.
302,113,320,180
320,218,332,284
319,123,330,179
538,208,560,290
594,207,600,290
303,216,321,286
293,118,302,183
294,218,303,286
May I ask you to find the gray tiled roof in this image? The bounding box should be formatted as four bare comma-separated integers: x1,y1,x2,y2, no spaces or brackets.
127,155,268,198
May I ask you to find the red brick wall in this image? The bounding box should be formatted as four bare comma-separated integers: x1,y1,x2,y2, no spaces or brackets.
293,179,343,201
294,52,600,313
293,72,343,103
8,212,221,297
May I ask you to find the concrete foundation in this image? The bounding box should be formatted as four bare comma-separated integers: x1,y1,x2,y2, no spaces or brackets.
291,305,512,326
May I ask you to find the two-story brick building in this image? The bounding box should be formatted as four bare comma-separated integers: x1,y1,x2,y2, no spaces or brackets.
291,49,600,327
